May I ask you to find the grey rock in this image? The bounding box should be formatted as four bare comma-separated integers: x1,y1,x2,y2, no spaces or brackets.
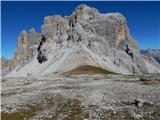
13,29,41,68
131,111,143,120
2,28,41,75
1,57,13,76
3,4,160,77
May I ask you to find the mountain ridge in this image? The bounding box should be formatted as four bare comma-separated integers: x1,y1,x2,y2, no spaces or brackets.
140,49,160,63
2,4,160,77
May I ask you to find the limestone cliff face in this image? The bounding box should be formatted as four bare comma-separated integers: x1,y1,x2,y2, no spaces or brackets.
13,29,41,69
3,4,160,77
39,4,147,74
41,5,138,51
1,28,41,76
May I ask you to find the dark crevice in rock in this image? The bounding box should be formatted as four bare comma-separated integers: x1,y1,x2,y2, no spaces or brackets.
77,35,81,42
37,35,48,64
87,43,91,48
125,45,133,59
75,14,77,22
87,40,92,48
67,35,71,41
132,65,135,74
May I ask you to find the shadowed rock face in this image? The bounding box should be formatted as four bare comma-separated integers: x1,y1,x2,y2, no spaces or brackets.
37,35,48,64
3,4,160,77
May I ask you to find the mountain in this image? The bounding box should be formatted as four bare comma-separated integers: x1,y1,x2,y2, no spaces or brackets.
140,49,160,63
2,4,160,77
1,57,13,76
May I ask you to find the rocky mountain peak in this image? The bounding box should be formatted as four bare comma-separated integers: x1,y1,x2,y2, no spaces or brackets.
42,15,68,39
140,49,160,63
17,28,41,48
75,4,99,14
17,30,29,49
75,4,92,10
73,4,99,21
7,28,42,73
44,15,64,25
3,4,160,77
29,28,36,33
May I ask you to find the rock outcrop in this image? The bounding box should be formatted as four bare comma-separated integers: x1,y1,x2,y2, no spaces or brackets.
3,4,160,77
13,29,41,68
1,28,41,76
1,57,13,76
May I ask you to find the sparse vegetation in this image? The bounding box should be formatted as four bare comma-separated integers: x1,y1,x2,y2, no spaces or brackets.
59,85,79,90
143,101,154,107
45,116,57,120
64,99,83,120
1,105,38,120
140,77,160,85
63,65,116,76
1,91,17,97
1,74,160,120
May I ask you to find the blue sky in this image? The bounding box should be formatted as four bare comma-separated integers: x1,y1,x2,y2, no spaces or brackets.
1,1,160,59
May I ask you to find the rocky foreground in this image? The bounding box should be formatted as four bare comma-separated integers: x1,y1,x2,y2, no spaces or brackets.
1,74,160,120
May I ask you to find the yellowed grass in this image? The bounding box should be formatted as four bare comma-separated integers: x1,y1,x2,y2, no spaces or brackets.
63,65,116,76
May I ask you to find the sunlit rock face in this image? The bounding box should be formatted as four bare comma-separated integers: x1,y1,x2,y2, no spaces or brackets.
3,4,160,77
1,29,41,75
13,29,41,68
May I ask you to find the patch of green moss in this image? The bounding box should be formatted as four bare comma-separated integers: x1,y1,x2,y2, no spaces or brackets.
63,65,117,76
63,99,83,120
103,110,135,120
143,102,153,108
157,111,160,117
140,77,149,81
1,91,17,97
59,86,79,90
1,105,38,120
45,116,57,120
43,95,84,120
139,77,154,85
142,117,152,120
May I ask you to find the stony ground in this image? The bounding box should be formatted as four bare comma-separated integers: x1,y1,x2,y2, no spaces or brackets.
1,74,160,120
